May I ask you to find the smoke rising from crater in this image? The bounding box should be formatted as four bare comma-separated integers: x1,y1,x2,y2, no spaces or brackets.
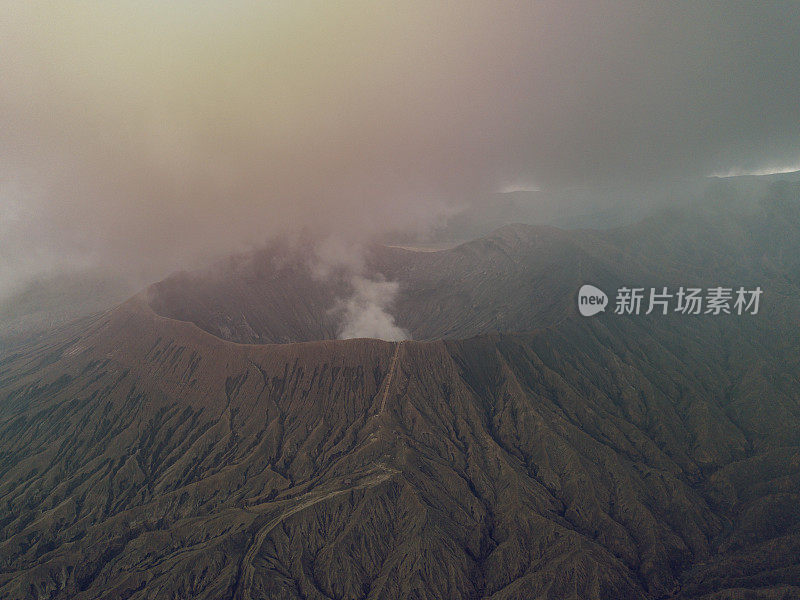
335,277,409,342
306,236,408,341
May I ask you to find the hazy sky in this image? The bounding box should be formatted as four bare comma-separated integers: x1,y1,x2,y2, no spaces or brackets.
2,1,800,295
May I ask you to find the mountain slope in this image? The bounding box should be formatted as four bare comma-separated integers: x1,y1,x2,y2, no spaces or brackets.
1,290,799,599
1,187,800,599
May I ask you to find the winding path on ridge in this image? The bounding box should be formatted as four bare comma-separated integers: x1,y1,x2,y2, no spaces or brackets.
233,341,405,599
234,468,396,600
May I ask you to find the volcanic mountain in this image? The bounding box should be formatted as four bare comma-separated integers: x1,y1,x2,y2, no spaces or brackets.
1,184,800,599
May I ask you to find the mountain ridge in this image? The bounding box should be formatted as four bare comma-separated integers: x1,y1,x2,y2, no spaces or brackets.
2,197,800,599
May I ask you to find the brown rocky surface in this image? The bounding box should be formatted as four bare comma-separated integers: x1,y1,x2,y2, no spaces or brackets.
1,189,800,599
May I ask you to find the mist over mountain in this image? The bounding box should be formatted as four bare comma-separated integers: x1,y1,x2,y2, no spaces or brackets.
4,171,797,351
145,180,800,344
3,3,800,599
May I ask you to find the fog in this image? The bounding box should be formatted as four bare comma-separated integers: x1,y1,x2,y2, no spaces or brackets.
2,1,800,299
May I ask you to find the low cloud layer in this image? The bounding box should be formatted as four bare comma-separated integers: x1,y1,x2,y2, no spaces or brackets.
2,2,799,296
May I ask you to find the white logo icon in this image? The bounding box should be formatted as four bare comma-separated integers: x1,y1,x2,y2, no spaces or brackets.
578,284,608,316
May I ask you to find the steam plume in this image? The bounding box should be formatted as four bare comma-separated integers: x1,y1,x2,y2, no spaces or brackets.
336,276,409,341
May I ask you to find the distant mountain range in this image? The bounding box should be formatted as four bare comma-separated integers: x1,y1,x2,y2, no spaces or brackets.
1,182,799,599
0,271,136,349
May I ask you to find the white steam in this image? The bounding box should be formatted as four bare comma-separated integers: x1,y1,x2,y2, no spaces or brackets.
336,276,409,341
307,236,410,341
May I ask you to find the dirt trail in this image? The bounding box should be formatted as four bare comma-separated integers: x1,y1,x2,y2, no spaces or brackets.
379,341,403,414
234,343,404,598
235,468,395,599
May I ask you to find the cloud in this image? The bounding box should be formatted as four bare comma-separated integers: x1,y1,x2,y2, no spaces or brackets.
710,163,800,178
1,1,799,294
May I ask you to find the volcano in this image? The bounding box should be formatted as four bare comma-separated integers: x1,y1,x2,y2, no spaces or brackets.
1,189,800,599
